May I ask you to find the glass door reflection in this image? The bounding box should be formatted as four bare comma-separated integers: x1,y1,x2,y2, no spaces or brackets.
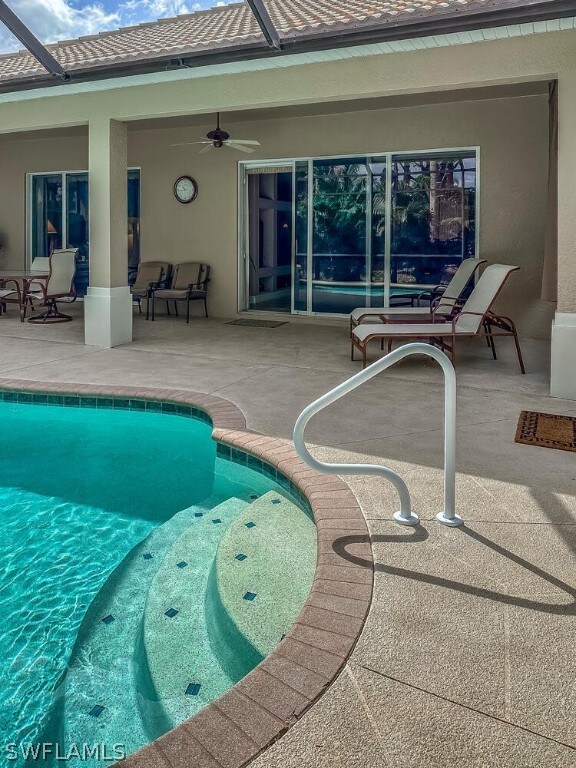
247,168,293,312
31,175,63,259
390,154,477,304
311,158,367,315
66,173,89,295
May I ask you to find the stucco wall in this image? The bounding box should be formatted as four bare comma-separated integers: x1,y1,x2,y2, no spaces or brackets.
0,92,552,338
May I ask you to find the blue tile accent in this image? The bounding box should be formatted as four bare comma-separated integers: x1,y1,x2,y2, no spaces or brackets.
194,512,204,518
143,553,153,560
176,561,188,569
212,518,222,524
235,553,247,561
164,608,179,618
249,493,259,500
243,591,257,602
185,682,201,696
245,522,256,529
101,615,115,625
272,498,281,504
88,705,105,718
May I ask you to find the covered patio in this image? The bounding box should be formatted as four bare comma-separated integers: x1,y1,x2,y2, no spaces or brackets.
0,310,574,767
0,3,574,398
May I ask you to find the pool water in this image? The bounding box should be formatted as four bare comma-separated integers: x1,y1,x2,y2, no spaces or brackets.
0,401,312,766
312,284,418,297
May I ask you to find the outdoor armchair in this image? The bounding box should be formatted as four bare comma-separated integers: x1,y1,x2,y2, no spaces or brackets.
351,263,525,372
148,262,210,323
27,248,78,323
130,261,171,318
350,257,486,333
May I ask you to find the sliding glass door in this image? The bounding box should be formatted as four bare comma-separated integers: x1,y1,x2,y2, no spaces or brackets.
242,149,478,316
390,154,477,303
245,166,293,312
28,170,140,296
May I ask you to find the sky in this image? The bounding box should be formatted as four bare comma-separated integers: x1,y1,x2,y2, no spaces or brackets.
0,0,228,54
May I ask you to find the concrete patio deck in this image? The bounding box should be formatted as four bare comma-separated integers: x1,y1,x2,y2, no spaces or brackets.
1,305,575,768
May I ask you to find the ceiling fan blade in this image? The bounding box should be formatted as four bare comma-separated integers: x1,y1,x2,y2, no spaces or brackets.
172,140,210,147
226,139,261,146
225,142,255,154
199,144,214,153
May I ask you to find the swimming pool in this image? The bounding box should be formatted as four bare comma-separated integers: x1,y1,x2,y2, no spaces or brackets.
0,396,316,766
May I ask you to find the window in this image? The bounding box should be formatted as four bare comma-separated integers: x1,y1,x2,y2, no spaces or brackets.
390,153,476,293
243,148,478,316
28,169,141,296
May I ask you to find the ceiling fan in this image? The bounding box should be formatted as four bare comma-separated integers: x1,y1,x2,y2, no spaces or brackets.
171,113,261,154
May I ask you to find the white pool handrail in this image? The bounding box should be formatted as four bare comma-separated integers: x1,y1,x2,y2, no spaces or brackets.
293,342,462,527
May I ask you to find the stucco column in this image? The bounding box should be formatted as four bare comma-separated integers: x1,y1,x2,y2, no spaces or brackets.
551,72,576,399
84,117,132,347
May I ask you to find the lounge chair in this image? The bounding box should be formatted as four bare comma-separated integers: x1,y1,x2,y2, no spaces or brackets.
350,257,486,333
130,261,171,317
351,264,525,372
148,262,210,322
27,249,78,323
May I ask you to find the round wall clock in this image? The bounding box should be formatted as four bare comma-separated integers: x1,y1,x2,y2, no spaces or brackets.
174,176,198,204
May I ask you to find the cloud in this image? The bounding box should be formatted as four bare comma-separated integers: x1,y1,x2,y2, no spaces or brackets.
0,0,119,51
0,0,226,55
133,0,202,16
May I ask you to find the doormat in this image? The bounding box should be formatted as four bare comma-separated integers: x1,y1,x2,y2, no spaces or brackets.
226,319,287,328
515,410,576,453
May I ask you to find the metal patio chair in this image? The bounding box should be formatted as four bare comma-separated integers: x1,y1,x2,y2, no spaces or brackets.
130,261,171,317
27,248,78,323
148,262,210,322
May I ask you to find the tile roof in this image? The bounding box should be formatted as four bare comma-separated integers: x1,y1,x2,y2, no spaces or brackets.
0,0,564,84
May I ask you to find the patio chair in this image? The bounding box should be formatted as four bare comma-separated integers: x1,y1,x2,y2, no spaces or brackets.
351,264,525,372
0,278,21,316
27,248,78,323
0,255,51,317
148,262,210,323
130,261,171,317
25,256,52,315
350,257,486,333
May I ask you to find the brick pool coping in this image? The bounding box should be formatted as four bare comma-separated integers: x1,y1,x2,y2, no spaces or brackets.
0,379,373,768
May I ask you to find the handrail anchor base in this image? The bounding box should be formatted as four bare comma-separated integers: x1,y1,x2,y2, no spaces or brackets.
394,510,420,527
436,511,463,527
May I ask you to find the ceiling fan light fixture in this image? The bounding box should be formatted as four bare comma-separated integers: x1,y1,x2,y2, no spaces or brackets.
173,112,260,154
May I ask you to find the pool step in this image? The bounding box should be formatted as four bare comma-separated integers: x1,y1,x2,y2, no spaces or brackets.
140,496,250,732
41,495,238,760
212,491,316,666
